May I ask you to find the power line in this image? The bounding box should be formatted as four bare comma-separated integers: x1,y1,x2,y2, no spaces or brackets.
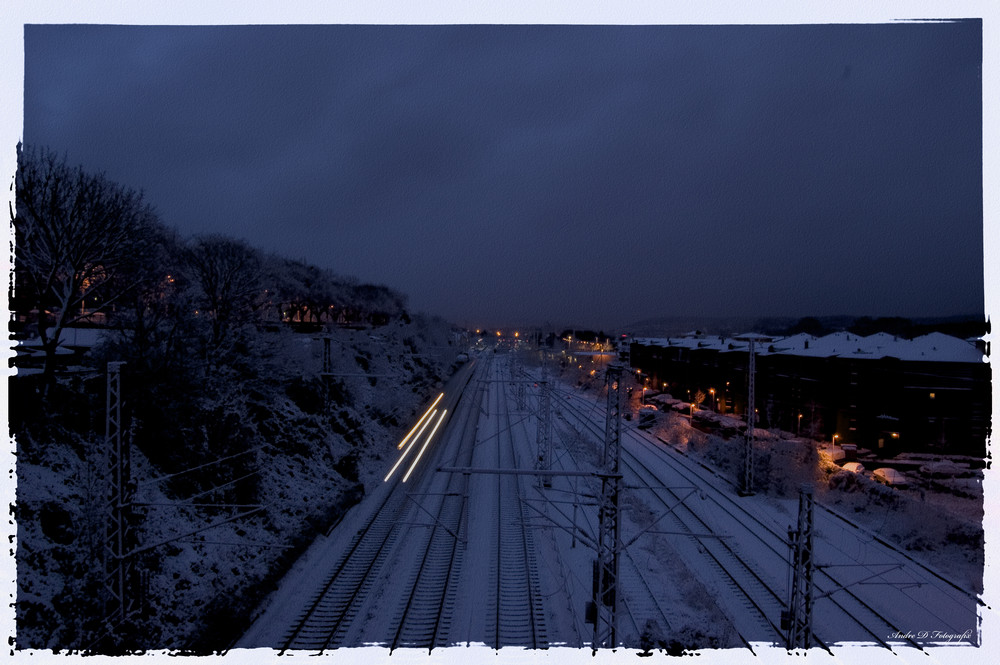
126,507,265,558
140,444,271,487
176,469,262,503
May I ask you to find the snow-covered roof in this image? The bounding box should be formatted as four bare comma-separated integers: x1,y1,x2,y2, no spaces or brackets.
15,327,106,352
60,327,105,348
732,332,774,341
893,332,985,363
633,330,985,363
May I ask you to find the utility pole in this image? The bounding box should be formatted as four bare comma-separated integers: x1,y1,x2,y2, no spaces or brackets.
617,335,631,367
785,485,815,650
594,365,623,649
741,338,756,495
104,361,136,634
323,335,332,374
514,357,525,410
321,335,333,412
535,379,551,483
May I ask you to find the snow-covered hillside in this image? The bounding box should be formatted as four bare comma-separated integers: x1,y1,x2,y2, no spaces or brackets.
13,316,460,650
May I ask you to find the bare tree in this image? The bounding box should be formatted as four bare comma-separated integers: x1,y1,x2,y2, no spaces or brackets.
693,389,707,408
105,225,193,375
12,144,160,379
182,235,262,362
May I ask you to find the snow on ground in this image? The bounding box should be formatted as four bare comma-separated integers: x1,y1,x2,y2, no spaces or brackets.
540,393,741,649
529,354,984,651
639,393,984,596
12,316,460,651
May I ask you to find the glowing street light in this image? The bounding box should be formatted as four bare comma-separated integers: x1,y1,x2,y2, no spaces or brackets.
797,413,803,436
709,388,716,412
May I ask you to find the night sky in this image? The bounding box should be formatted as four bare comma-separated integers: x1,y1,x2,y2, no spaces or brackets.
17,19,985,329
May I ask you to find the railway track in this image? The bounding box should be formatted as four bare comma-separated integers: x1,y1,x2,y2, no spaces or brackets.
548,378,976,650
246,353,976,652
525,367,676,648
272,360,481,651
626,422,976,648
278,480,407,650
553,391,789,647
387,363,485,650
487,357,549,648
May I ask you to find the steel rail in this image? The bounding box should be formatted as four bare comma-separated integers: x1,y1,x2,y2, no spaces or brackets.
552,380,940,651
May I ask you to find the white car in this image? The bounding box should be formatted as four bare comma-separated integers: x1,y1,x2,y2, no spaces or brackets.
873,467,909,487
841,462,865,474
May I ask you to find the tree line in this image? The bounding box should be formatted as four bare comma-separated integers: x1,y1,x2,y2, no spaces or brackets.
11,144,409,380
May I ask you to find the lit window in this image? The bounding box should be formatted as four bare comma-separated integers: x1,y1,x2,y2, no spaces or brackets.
929,392,936,399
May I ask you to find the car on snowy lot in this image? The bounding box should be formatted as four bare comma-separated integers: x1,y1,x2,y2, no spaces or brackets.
919,461,974,478
841,462,865,474
872,467,909,487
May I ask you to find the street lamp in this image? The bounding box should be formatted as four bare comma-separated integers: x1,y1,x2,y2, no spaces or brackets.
833,434,840,448
797,413,802,437
709,388,716,412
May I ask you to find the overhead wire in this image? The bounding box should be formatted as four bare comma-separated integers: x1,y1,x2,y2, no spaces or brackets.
139,443,272,487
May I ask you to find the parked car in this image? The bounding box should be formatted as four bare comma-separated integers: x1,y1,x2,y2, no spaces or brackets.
842,462,866,474
873,467,909,487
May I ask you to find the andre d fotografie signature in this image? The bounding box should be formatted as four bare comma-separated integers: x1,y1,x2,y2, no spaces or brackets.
890,629,974,643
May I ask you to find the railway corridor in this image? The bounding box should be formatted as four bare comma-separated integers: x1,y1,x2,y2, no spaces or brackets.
548,376,981,651
237,351,979,652
237,353,551,650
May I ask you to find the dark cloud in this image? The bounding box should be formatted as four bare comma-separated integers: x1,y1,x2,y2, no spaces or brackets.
23,23,983,328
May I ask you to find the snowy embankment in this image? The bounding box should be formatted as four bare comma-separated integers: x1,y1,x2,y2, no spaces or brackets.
539,359,983,650
13,317,460,650
643,397,984,595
